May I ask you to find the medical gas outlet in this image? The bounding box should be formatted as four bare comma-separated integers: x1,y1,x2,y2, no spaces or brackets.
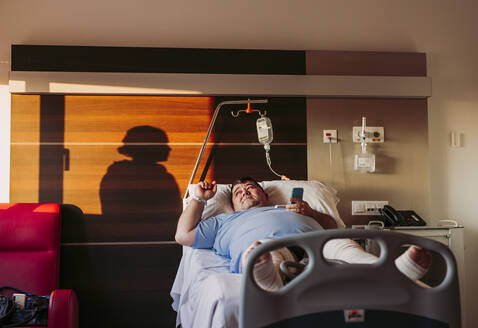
352,126,384,143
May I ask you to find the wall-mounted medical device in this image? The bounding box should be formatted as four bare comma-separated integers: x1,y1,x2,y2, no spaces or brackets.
354,117,376,173
352,126,384,143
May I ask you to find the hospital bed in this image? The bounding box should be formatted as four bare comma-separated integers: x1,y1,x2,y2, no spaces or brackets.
170,180,460,328
241,229,460,328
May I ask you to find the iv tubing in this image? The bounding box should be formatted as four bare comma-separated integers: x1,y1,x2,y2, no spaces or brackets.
265,149,282,178
183,99,268,201
329,140,332,168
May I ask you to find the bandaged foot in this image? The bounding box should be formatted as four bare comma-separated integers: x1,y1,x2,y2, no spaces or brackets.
241,240,297,291
241,241,283,291
395,245,432,281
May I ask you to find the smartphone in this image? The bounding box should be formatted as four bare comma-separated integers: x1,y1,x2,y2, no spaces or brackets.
289,187,304,204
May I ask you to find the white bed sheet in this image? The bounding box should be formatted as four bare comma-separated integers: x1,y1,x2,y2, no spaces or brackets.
171,246,242,328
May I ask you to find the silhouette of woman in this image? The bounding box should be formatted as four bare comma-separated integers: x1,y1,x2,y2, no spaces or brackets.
100,126,181,239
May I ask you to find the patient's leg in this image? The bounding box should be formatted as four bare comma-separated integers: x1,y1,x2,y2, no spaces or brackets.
323,238,431,280
240,240,296,291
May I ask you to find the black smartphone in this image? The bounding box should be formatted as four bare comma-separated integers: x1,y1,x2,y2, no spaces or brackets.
289,187,304,204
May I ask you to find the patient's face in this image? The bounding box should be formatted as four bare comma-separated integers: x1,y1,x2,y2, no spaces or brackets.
232,181,268,211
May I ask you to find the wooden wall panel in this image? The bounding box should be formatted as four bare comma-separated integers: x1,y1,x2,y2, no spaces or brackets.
9,145,40,202
10,95,41,142
10,96,217,241
10,95,307,242
62,95,214,220
64,96,213,143
11,95,307,243
11,94,306,327
10,95,41,202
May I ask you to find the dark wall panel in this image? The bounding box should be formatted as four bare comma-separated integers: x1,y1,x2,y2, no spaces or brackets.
60,243,182,328
12,45,305,75
211,97,306,143
211,145,307,184
306,50,426,76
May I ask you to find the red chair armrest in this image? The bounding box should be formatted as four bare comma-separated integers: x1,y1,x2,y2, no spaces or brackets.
48,289,78,328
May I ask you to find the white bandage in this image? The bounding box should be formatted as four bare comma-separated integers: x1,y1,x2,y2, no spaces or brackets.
323,238,429,281
241,240,296,291
394,250,429,281
191,195,207,205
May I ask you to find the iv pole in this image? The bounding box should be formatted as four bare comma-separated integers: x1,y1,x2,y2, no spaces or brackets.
183,99,268,201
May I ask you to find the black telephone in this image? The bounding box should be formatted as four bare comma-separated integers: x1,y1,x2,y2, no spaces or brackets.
371,205,427,227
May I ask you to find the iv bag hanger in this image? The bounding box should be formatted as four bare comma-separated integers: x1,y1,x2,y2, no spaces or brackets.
231,99,267,118
233,101,289,181
184,99,268,201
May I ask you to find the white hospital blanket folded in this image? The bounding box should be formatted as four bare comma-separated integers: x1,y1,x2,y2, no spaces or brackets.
171,247,242,328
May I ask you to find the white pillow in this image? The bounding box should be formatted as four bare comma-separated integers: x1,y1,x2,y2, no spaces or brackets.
184,180,345,228
261,180,345,228
184,184,234,219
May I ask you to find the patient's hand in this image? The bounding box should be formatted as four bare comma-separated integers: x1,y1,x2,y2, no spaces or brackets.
287,199,338,229
195,180,217,200
286,199,313,217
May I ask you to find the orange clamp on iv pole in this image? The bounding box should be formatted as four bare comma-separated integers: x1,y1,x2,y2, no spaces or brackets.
245,102,253,114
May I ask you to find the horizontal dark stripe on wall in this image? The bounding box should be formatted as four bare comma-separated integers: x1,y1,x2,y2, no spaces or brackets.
12,45,306,75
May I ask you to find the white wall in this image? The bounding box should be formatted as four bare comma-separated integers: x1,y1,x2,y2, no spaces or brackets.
1,0,476,326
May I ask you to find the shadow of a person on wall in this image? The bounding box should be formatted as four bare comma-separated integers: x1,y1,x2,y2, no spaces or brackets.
99,125,181,240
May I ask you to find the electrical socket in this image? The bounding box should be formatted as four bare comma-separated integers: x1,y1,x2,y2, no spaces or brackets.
352,200,389,216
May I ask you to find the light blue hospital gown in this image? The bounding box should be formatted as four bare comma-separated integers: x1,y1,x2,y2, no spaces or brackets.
192,206,322,273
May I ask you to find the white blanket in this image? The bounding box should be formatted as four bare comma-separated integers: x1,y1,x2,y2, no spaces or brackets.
171,247,242,328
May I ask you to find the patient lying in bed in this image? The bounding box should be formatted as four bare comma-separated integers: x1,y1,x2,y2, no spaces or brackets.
175,176,431,291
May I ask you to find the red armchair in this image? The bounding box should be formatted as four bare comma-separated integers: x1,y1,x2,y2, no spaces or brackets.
0,203,78,328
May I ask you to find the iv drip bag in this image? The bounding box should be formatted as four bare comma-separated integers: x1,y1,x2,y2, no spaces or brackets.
256,117,273,145
255,115,287,179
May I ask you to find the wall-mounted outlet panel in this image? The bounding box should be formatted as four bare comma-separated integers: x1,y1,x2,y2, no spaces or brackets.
352,200,389,215
323,129,337,143
352,126,384,143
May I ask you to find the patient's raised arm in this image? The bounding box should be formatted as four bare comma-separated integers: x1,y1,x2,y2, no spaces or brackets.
175,181,217,246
